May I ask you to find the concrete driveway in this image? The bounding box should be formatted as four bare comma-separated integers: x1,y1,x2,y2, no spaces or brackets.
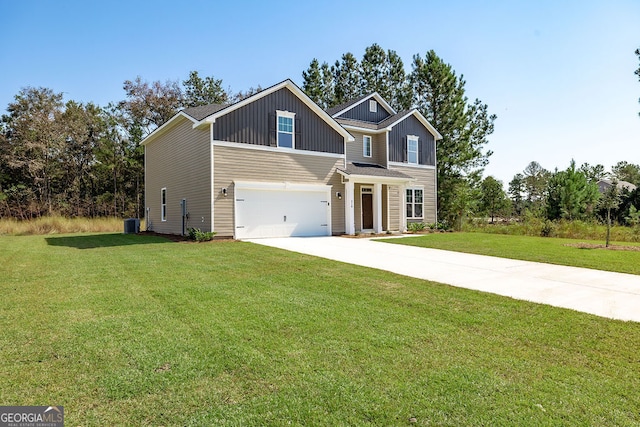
247,236,640,322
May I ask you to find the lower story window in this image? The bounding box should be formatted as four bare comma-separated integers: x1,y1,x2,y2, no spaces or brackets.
406,188,423,219
161,188,167,221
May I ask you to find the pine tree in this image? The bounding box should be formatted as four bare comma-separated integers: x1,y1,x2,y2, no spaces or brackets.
480,176,508,223
302,58,325,107
546,160,599,220
360,44,388,98
386,49,411,111
409,50,495,228
508,173,525,216
635,48,640,116
183,71,228,107
333,53,361,106
599,179,621,247
320,62,335,109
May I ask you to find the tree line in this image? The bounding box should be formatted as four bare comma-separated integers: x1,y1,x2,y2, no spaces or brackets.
478,160,640,227
0,72,250,219
2,45,637,225
1,45,495,226
302,44,496,228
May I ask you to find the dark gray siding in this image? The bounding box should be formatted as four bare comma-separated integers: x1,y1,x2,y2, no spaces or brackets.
336,96,391,123
213,87,344,154
388,114,436,166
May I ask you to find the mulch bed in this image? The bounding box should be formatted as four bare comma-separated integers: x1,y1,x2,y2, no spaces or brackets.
137,231,235,243
564,243,640,252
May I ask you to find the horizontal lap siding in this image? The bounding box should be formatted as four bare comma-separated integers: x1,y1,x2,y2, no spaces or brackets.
391,166,437,224
213,145,345,236
388,186,400,230
214,88,344,154
346,131,387,166
373,133,387,166
145,118,211,234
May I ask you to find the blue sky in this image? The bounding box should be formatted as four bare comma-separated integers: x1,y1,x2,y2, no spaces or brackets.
1,0,639,185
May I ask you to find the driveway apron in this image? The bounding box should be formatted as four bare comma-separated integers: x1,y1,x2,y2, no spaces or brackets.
247,236,640,322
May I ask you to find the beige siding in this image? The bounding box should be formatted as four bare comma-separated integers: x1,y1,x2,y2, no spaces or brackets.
387,185,400,231
213,145,345,237
353,184,362,231
373,133,387,166
144,118,211,235
346,131,387,166
382,185,388,230
391,165,437,224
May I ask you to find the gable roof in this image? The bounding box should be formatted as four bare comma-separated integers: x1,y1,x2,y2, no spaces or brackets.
199,79,354,141
142,79,354,146
182,103,227,121
337,162,414,182
327,92,396,119
336,109,442,140
597,179,637,192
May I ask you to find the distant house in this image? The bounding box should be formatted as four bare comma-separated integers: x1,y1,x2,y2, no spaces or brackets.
597,179,637,194
142,79,441,238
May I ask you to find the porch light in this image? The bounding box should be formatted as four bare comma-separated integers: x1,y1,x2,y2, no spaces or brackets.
222,188,228,197
336,192,342,200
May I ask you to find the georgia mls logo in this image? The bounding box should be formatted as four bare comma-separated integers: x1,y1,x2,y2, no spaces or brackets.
0,406,64,427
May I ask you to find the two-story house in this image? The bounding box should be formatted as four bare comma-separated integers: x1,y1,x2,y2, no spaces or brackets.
142,79,441,238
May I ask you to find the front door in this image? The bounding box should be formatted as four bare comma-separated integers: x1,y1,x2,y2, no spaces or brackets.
362,192,373,229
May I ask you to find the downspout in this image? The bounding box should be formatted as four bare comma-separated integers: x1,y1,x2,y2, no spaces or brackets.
214,123,216,231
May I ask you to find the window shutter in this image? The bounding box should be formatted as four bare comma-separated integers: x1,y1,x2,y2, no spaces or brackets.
402,136,407,163
294,118,301,148
268,113,276,146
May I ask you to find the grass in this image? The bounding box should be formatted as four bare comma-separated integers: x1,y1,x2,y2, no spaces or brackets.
0,216,144,236
381,232,640,275
465,218,640,242
1,233,640,425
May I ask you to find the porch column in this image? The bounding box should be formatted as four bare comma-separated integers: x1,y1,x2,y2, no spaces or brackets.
373,182,382,234
399,184,407,232
345,180,355,235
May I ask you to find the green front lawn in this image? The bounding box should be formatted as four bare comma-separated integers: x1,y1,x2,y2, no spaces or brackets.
380,232,640,275
1,233,639,425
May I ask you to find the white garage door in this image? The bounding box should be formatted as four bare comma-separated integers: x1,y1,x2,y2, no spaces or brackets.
234,181,332,239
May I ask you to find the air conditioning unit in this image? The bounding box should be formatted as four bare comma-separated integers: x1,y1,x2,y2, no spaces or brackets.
123,218,140,234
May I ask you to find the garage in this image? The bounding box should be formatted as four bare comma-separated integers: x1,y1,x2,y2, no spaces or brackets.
234,181,332,239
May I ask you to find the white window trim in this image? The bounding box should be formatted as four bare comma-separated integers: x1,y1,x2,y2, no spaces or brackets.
406,186,424,220
161,187,167,222
369,100,377,113
407,135,419,165
276,110,296,149
363,135,372,158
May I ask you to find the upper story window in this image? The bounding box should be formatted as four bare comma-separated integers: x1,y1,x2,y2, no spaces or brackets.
363,135,372,158
407,135,419,164
161,187,167,221
277,111,295,148
369,100,377,113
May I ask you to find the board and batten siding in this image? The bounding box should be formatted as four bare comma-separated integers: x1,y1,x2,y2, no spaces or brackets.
144,117,212,234
336,96,391,123
213,145,345,237
388,115,436,166
213,87,344,155
390,165,437,224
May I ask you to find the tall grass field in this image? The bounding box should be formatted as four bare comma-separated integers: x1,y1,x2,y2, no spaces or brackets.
0,216,144,235
1,233,639,425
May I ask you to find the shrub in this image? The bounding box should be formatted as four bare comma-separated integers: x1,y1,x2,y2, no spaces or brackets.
540,220,556,237
187,227,216,242
407,222,426,232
